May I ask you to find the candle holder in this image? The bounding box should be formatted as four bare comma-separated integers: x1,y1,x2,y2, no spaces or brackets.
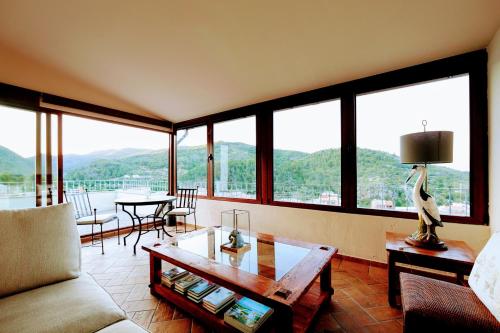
220,209,251,254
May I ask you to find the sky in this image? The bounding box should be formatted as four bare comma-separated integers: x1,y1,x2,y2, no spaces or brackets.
0,75,469,171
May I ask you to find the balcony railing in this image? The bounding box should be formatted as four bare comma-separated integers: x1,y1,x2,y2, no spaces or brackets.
0,179,470,216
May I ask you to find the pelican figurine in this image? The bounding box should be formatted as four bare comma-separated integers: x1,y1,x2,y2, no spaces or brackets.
405,165,446,249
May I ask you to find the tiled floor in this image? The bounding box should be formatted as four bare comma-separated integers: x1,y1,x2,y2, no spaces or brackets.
82,230,402,333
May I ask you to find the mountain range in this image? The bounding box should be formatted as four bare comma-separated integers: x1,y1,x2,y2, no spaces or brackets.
0,143,468,206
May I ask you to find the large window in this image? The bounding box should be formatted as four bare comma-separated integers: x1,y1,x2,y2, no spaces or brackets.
356,75,470,216
214,116,256,199
0,105,36,209
171,51,487,224
63,115,169,234
176,125,208,195
273,100,341,205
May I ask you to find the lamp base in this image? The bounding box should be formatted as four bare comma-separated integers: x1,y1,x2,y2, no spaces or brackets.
405,235,447,250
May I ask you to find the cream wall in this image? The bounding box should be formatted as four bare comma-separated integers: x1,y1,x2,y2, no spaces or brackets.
489,27,500,233
192,199,490,264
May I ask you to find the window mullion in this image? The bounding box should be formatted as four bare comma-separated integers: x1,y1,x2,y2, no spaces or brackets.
341,93,356,210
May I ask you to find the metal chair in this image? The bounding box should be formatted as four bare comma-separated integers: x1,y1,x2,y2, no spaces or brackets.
64,189,119,254
166,187,198,233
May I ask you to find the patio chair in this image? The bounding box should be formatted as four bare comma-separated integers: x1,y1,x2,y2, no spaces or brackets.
166,187,198,233
64,189,120,254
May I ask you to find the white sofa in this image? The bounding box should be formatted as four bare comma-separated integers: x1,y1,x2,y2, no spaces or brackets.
0,203,147,333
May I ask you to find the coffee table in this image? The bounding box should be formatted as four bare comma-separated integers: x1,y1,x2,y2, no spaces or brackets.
142,227,337,332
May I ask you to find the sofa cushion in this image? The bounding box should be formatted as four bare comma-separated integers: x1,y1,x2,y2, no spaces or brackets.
400,273,499,333
0,273,127,333
0,203,81,297
96,320,148,333
469,232,500,322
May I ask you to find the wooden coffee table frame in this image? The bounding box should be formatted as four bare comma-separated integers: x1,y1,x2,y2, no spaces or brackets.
143,228,337,332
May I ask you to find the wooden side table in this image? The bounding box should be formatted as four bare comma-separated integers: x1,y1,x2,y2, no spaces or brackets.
386,232,476,307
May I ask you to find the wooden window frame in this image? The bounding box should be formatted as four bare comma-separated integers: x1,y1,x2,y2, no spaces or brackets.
173,50,488,225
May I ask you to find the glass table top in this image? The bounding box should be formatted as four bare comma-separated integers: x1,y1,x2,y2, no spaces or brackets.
173,228,311,281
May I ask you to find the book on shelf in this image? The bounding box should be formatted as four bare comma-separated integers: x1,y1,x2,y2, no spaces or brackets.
224,297,273,333
202,287,236,314
160,267,188,288
186,279,218,303
174,273,202,294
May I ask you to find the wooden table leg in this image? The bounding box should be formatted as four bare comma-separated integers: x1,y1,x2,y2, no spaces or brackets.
149,255,161,296
387,251,398,307
320,260,333,294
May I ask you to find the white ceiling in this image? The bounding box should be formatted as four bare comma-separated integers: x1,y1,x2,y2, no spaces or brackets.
0,1,499,123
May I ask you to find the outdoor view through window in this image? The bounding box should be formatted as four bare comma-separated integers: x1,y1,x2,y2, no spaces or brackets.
214,116,256,199
0,105,36,209
273,100,341,205
356,75,470,216
63,115,169,223
176,125,208,195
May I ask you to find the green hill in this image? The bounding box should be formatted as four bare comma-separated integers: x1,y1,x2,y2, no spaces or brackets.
0,143,468,207
0,146,34,182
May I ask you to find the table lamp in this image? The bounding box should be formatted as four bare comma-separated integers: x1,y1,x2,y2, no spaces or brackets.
400,120,453,250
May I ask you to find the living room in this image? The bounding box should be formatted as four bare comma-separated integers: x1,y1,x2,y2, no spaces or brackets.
0,1,499,333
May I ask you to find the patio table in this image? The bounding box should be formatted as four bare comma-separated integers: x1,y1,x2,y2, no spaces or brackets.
115,196,176,254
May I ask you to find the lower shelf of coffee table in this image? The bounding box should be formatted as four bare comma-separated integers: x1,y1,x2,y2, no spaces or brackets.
151,280,330,333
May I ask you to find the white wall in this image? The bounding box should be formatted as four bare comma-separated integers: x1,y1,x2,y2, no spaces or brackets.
489,27,500,233
192,199,490,264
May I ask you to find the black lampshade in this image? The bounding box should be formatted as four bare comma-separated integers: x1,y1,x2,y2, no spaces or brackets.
400,131,453,164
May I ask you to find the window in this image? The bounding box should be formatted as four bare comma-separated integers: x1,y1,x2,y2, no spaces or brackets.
0,105,36,209
63,115,169,234
176,125,208,195
356,75,470,216
273,100,341,205
214,116,256,199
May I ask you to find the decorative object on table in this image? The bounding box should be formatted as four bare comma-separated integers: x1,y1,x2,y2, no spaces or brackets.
400,120,453,250
224,297,274,333
202,287,236,314
220,209,251,254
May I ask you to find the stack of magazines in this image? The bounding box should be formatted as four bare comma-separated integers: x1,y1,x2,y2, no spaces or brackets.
224,297,274,333
202,287,236,314
174,273,202,294
161,267,188,288
187,279,218,303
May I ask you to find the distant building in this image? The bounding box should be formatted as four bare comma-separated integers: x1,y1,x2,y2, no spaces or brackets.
371,199,394,209
320,192,340,205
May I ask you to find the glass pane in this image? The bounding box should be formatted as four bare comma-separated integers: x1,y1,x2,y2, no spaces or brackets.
176,126,208,195
214,116,256,199
174,227,310,281
0,105,36,209
273,100,341,205
356,75,470,216
63,115,169,234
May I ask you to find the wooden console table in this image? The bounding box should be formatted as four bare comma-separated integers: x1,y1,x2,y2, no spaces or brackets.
386,232,476,307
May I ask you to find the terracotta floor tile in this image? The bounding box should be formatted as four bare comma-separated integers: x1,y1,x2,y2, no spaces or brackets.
360,320,403,333
311,312,342,332
152,300,175,322
333,309,376,331
365,305,403,321
368,266,388,284
132,310,155,328
191,320,210,333
122,299,159,312
148,318,192,333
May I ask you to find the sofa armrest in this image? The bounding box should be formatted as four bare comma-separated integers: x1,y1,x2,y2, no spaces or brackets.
400,273,499,333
